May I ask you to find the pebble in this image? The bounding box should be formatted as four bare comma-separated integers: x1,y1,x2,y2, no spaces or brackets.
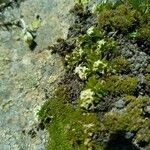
114,99,125,109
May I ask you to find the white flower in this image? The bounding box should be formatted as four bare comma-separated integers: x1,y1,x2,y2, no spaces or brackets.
74,65,88,80
65,55,70,61
93,60,107,71
97,39,106,49
91,4,97,14
102,0,107,4
83,123,94,128
80,89,94,100
87,26,95,35
34,105,42,122
78,48,84,56
93,60,104,68
80,89,95,109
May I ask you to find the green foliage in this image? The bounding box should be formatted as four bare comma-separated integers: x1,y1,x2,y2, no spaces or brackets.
39,0,150,148
38,86,102,150
113,56,131,74
145,74,150,88
85,75,107,97
125,0,150,14
78,74,138,109
29,17,41,32
92,1,121,14
65,27,117,79
146,65,150,73
137,23,150,42
79,76,108,109
105,75,138,95
98,3,139,33
96,0,150,42
100,96,150,148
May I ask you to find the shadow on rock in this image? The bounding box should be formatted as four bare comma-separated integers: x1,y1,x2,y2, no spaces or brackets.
104,131,139,150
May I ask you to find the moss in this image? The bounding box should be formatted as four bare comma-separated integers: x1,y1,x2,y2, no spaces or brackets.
97,0,150,43
78,74,138,110
145,74,150,89
123,95,137,104
39,0,150,149
113,56,131,74
145,65,150,73
98,3,140,33
105,75,137,96
38,86,102,150
99,96,150,147
137,23,150,42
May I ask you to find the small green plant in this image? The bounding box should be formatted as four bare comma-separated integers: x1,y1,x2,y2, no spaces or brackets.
65,26,117,80
105,75,138,96
137,24,150,42
39,0,150,149
38,86,102,150
113,56,131,74
79,75,107,109
145,74,150,89
125,0,149,14
98,3,139,33
96,0,150,43
99,96,150,148
78,75,138,110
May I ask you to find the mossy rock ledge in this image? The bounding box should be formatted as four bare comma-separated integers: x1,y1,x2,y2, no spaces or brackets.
39,0,150,150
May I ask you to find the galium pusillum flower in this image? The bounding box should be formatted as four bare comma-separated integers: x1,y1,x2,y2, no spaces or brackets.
65,54,70,61
72,48,84,57
87,26,95,35
93,60,107,72
78,48,84,56
80,89,95,110
91,4,98,14
74,65,88,80
97,39,106,49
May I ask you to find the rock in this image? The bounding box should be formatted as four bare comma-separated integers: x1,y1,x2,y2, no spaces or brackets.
114,99,125,109
0,0,74,149
125,132,134,139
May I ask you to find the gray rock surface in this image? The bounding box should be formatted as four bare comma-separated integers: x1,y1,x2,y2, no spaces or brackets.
0,0,74,149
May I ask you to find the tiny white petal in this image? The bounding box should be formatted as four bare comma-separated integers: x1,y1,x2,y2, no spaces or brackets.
87,26,95,35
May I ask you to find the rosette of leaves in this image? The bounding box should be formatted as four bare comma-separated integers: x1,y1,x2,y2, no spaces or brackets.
65,27,104,69
65,26,117,77
79,75,108,110
85,75,107,99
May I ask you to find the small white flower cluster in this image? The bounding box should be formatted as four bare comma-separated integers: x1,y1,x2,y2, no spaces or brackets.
65,48,83,61
65,54,70,61
80,89,95,110
72,48,84,56
91,4,98,14
93,60,107,72
34,105,42,122
75,65,88,80
78,48,84,56
97,39,106,49
87,26,95,35
83,123,94,128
